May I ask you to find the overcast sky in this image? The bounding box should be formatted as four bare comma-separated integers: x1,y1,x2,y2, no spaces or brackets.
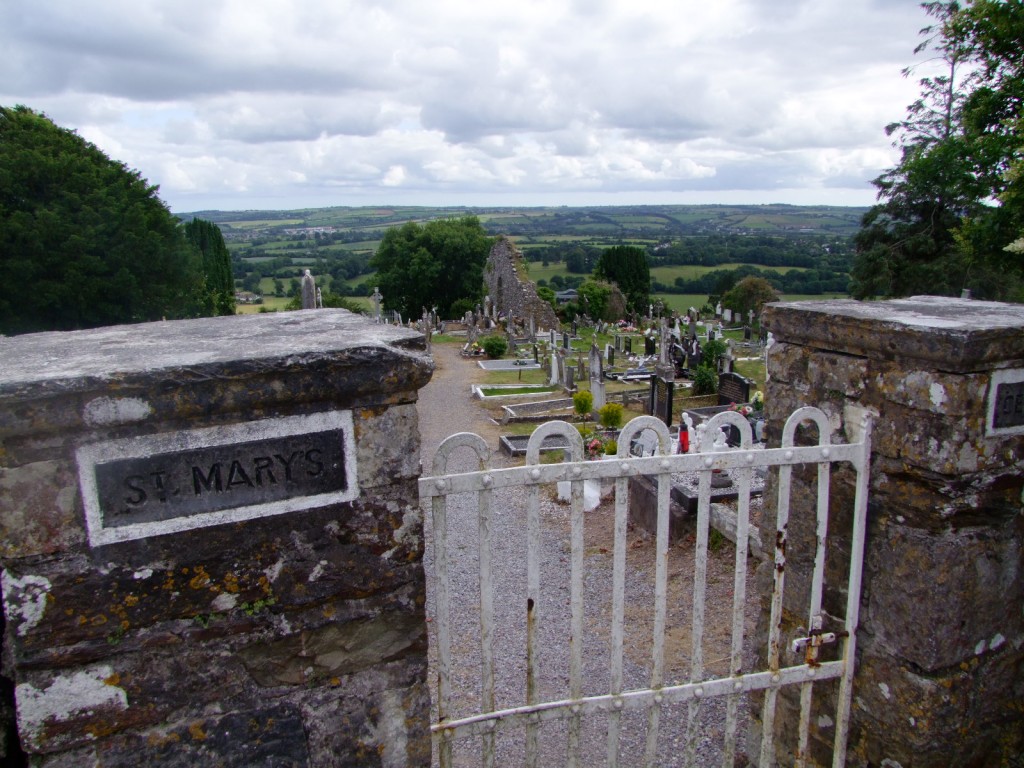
2,0,934,213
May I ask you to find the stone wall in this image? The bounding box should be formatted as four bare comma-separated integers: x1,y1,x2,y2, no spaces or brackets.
0,310,434,766
483,237,559,331
758,297,1024,767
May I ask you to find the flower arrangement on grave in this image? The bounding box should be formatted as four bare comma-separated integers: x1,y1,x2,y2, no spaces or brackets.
585,437,604,459
728,402,754,417
751,390,764,411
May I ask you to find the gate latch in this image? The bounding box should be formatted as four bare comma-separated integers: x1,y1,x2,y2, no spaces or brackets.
790,630,837,654
791,615,838,655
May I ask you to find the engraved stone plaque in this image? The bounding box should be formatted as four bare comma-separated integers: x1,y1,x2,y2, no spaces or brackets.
987,369,1024,436
77,411,358,546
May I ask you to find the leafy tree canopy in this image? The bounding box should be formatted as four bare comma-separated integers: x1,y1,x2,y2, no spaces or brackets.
721,276,781,319
0,105,208,335
370,216,494,318
851,1,1024,301
594,245,650,314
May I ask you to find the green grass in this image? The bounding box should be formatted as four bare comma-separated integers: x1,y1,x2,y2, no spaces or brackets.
479,385,557,397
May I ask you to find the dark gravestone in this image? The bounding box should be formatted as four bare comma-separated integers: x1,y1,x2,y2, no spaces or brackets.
562,331,570,349
649,374,674,426
717,371,752,406
624,337,633,354
644,336,656,357
744,325,752,341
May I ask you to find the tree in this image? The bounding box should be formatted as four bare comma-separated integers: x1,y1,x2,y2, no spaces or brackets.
184,218,236,316
0,105,207,334
851,1,1024,300
370,216,493,318
721,276,781,319
594,245,650,314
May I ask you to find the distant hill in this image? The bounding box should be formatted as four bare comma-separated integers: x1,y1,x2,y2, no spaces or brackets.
177,204,868,241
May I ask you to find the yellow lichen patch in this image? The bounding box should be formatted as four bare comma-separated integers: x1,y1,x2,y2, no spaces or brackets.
104,672,121,686
188,722,208,741
189,567,211,590
90,614,108,626
147,732,181,747
124,594,139,607
322,604,336,618
223,572,240,593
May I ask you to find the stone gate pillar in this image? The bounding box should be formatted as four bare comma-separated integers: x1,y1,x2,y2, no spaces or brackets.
0,311,433,766
759,297,1024,767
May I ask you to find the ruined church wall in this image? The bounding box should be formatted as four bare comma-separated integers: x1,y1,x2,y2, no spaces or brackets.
758,296,1024,767
0,311,434,766
483,237,559,331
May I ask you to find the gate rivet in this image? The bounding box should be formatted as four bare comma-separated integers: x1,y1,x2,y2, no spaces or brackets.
821,448,830,458
784,450,794,460
435,479,446,490
704,457,713,467
694,687,704,698
654,693,663,704
613,699,624,710
807,667,816,677
571,704,581,714
772,673,781,684
482,475,492,486
572,466,582,476
734,681,743,691
660,459,670,470
530,468,541,480
621,462,629,472
746,453,754,463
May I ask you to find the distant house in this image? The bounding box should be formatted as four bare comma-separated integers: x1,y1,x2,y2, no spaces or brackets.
235,291,263,305
554,288,579,304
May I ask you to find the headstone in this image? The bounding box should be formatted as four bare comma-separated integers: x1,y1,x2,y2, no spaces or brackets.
624,337,633,354
571,320,578,337
723,308,732,323
744,325,752,341
605,344,615,367
529,315,536,341
715,302,722,317
644,336,656,357
717,371,752,406
550,329,556,346
562,331,570,349
550,350,560,386
588,343,603,381
301,269,317,310
371,287,382,322
615,334,622,352
484,295,492,319
533,344,540,364
648,364,675,427
565,364,575,392
688,317,697,339
748,308,756,326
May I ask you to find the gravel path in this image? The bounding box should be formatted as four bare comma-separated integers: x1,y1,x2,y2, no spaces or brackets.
417,343,760,767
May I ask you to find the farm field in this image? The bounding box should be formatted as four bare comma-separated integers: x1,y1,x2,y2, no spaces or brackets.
179,203,862,313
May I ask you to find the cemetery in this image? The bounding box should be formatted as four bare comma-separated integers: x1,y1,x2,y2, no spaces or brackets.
2,274,1021,767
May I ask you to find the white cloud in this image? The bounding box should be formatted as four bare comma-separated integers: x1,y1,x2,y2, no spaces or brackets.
0,0,934,211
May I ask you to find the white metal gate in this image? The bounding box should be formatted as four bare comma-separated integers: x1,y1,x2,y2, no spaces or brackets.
419,407,872,767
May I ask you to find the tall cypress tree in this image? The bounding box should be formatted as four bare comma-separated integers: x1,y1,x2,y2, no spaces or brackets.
185,218,236,316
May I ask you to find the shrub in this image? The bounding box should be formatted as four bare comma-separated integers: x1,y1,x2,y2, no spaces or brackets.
598,402,625,430
603,439,618,455
692,365,717,396
703,339,727,370
480,335,508,358
573,390,594,419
